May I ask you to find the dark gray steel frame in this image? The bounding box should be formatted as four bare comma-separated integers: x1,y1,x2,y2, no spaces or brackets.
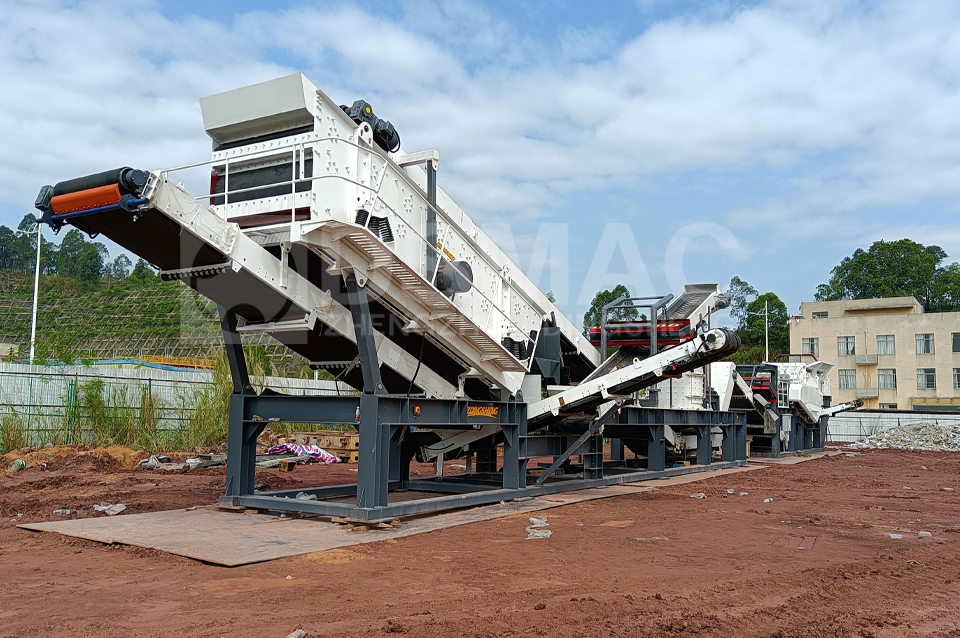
218,274,748,523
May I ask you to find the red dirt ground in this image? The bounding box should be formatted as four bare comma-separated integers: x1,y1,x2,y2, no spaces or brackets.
2,449,959,637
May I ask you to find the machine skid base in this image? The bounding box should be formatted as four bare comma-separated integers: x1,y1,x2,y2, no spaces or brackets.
219,460,747,524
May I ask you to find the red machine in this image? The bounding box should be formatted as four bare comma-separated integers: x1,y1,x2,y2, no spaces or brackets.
587,320,693,348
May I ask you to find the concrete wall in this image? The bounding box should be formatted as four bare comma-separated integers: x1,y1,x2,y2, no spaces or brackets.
0,361,354,442
790,298,960,412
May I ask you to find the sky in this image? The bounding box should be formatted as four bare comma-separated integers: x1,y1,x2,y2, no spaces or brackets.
1,0,959,328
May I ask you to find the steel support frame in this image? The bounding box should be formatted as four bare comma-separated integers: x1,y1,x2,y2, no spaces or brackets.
218,278,749,522
607,407,747,471
218,274,535,522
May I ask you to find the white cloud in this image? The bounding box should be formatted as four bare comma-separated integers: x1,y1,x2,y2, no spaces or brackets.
2,0,960,313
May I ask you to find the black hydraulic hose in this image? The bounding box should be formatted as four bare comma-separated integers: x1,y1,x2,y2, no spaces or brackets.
407,333,426,396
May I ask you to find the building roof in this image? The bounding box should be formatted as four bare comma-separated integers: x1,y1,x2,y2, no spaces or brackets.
799,297,923,317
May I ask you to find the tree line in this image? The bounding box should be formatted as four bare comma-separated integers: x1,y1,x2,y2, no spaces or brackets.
0,214,157,290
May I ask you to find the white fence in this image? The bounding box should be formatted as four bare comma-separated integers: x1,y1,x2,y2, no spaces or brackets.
827,410,960,442
0,361,354,445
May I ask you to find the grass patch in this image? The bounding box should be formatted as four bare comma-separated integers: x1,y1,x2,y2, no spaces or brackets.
1,413,28,453
174,351,231,452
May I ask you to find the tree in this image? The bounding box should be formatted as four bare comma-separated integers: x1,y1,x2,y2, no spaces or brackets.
55,229,108,290
0,215,41,272
929,263,960,313
815,239,960,311
739,292,790,357
129,258,159,283
727,276,758,330
582,284,639,334
106,255,132,280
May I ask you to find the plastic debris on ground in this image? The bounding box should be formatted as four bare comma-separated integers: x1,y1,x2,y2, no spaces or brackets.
138,454,171,469
286,630,308,638
525,516,552,539
262,443,340,464
295,492,317,501
848,422,960,452
8,459,26,472
763,498,774,503
53,509,70,515
919,531,933,537
739,492,748,497
93,504,127,516
690,492,706,499
890,534,903,540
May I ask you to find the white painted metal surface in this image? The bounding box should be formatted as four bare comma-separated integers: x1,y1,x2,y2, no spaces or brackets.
144,174,459,400
189,73,598,395
527,328,735,422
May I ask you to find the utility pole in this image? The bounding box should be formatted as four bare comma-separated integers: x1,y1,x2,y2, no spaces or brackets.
764,300,769,363
746,300,770,362
15,220,42,364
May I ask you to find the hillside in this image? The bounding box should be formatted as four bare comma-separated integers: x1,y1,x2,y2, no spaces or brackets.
0,269,290,364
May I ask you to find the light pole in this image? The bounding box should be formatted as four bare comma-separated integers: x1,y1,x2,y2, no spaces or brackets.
746,300,769,362
15,219,42,364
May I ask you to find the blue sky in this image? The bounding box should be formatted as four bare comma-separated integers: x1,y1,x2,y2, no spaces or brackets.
2,0,959,327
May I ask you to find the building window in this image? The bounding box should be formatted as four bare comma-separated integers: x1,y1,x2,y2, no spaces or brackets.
838,336,856,356
879,403,898,410
812,311,828,319
955,368,960,389
953,333,960,353
917,368,936,389
802,337,819,358
838,369,857,389
916,333,935,354
877,335,895,355
878,368,897,389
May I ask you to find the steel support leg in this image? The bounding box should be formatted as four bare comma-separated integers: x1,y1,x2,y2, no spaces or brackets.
501,399,528,489
646,424,666,471
219,306,260,498
344,274,385,395
722,424,746,462
502,424,522,489
345,273,391,510
583,434,603,480
695,425,712,466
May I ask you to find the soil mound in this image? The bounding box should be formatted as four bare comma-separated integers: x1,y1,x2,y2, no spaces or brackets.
2,444,145,473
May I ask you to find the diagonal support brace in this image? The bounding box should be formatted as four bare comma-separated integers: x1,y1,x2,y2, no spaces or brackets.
535,402,621,486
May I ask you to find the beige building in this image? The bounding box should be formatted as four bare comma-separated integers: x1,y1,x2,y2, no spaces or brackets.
789,297,960,412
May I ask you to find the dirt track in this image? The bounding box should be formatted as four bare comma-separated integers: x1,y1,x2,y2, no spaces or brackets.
2,449,959,637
